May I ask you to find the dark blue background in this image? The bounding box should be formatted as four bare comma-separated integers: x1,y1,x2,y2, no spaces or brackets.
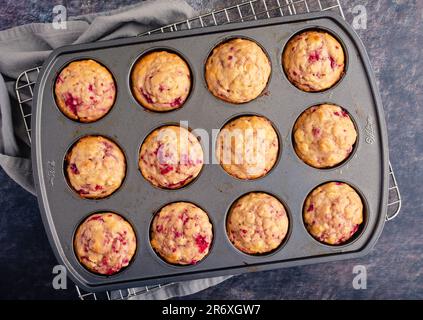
0,0,421,299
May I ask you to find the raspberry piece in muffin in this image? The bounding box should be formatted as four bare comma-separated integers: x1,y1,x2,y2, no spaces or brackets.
283,30,345,92
205,38,271,103
216,115,279,180
303,182,364,245
139,126,203,189
74,212,136,275
150,202,213,265
131,51,191,112
55,59,116,122
65,136,126,199
227,192,289,254
293,104,357,168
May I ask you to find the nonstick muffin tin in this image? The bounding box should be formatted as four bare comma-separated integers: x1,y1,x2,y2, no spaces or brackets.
32,12,389,292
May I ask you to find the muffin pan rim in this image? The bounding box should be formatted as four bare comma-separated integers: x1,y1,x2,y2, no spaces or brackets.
32,12,389,291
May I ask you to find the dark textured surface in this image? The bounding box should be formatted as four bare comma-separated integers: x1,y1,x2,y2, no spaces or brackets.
0,0,422,300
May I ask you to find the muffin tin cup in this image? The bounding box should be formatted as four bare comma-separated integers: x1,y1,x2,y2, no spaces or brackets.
63,134,128,200
72,211,138,277
216,112,282,180
225,191,293,257
148,201,215,268
291,104,359,170
204,35,273,105
32,12,388,292
280,26,349,93
137,124,204,190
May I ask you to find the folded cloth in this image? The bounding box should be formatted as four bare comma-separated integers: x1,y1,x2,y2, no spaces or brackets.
0,0,232,299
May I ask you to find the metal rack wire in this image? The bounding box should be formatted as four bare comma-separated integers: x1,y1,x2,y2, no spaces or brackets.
75,283,177,300
14,0,401,300
141,0,344,35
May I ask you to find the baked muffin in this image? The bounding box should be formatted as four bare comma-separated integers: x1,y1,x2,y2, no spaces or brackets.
205,38,271,103
150,202,213,265
227,192,289,254
293,104,356,168
139,126,203,189
303,182,364,245
216,115,279,180
74,212,136,275
283,30,345,92
131,51,191,111
66,136,126,198
55,59,116,122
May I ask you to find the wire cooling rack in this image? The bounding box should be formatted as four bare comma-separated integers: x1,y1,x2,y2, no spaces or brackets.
14,0,401,300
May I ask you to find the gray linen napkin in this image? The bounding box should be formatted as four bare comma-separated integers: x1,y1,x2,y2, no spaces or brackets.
0,0,231,299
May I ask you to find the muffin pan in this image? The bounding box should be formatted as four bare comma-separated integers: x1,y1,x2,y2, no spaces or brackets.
32,12,388,292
